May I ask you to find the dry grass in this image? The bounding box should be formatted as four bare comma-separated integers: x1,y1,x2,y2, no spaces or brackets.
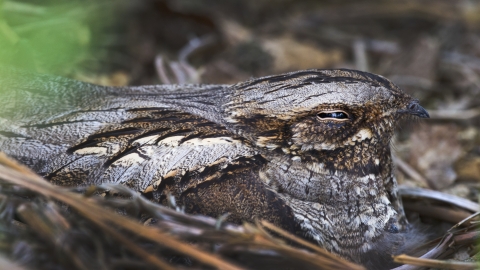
0,153,365,270
0,152,477,269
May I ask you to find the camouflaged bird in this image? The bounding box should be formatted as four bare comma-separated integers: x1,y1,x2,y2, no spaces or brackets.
0,68,429,269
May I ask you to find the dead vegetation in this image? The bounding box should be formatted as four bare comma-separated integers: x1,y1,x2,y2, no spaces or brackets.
0,152,478,270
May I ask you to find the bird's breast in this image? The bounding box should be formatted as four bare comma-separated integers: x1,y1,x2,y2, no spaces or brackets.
259,154,404,259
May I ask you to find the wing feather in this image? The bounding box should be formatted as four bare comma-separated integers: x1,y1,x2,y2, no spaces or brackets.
0,69,257,193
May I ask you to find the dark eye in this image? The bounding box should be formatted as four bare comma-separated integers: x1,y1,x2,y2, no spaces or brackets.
317,111,349,120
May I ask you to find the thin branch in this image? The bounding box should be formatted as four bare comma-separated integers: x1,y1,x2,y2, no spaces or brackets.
260,220,365,270
398,187,480,213
393,155,430,188
428,109,480,120
403,202,472,224
393,254,477,270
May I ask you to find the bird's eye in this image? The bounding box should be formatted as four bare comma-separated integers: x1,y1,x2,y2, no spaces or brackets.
317,111,350,121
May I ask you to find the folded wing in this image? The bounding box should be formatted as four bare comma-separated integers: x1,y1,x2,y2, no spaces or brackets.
0,70,257,193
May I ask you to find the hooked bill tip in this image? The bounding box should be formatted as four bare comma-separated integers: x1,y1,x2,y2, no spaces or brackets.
405,101,429,118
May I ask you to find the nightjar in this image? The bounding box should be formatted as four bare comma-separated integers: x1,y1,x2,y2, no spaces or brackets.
0,68,429,269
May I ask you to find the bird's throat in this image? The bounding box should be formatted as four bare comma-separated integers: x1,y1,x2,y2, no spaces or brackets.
260,150,407,258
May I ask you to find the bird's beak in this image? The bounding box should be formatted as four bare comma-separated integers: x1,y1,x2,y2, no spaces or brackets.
402,100,430,118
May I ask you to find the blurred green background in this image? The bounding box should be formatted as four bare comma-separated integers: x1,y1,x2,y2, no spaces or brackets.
0,0,124,74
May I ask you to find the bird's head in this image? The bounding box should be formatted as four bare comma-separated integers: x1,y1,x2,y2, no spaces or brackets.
223,69,429,174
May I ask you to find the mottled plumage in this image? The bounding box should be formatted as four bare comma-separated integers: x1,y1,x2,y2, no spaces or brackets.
0,68,429,269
